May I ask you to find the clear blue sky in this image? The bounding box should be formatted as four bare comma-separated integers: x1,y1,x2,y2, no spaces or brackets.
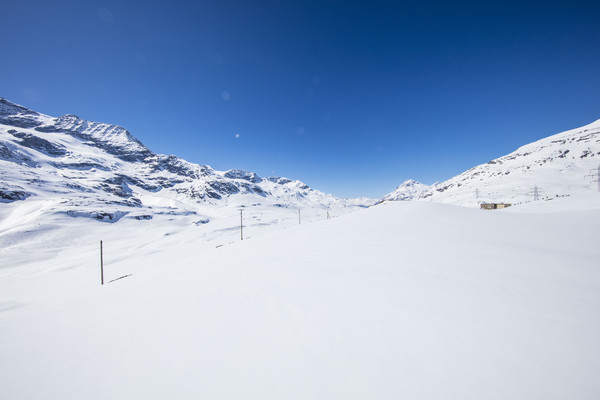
2,0,599,198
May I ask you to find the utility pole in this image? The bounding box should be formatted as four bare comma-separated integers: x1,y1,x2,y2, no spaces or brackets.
298,209,301,225
240,209,243,240
100,240,104,285
585,163,600,192
526,185,544,201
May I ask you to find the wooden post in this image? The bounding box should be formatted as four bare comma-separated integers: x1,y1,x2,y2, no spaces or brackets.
240,209,243,240
100,240,104,285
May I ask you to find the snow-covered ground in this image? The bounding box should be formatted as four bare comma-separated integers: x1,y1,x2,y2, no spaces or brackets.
1,193,599,399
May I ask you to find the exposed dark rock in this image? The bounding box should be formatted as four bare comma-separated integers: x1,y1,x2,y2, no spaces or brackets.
147,155,213,179
114,174,161,192
205,191,222,199
50,162,109,171
66,183,91,192
0,141,34,165
266,177,292,184
131,214,153,220
0,141,15,159
225,169,262,183
175,187,206,200
125,198,142,207
65,210,128,222
208,180,240,195
98,181,131,198
9,131,67,156
239,182,268,196
0,116,43,128
0,189,31,202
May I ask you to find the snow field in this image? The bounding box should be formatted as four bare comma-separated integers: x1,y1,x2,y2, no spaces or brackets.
1,196,600,399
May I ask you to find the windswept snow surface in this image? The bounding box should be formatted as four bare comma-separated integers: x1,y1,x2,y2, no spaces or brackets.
1,194,599,399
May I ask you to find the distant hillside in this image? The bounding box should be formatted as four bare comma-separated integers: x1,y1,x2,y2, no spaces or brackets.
383,119,600,206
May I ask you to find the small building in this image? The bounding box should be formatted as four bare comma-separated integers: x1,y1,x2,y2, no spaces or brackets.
480,203,512,210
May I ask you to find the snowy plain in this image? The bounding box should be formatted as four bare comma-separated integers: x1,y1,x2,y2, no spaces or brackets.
1,194,599,399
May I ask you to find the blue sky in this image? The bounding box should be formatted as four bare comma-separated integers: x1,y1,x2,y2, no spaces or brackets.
2,0,600,198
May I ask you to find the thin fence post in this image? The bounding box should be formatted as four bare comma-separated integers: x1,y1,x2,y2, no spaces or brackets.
298,209,301,225
240,209,243,240
100,240,104,285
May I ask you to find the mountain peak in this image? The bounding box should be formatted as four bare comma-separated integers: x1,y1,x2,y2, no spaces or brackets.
398,179,421,187
47,113,154,162
382,179,429,201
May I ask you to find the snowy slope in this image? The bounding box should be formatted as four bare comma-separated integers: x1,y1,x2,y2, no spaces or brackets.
383,119,600,206
1,195,599,399
0,98,373,247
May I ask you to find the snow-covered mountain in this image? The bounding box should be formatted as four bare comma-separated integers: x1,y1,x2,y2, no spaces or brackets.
381,179,429,201
383,119,600,206
0,98,373,225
